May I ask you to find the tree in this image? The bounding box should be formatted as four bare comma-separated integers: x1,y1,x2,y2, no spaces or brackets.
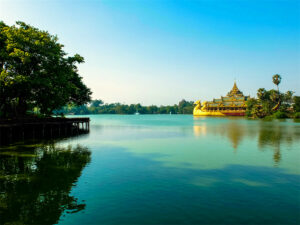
293,96,300,112
245,98,257,117
0,21,91,118
272,74,282,92
269,89,278,103
178,99,193,114
272,74,282,112
90,99,103,108
246,75,296,118
257,88,267,101
284,91,294,105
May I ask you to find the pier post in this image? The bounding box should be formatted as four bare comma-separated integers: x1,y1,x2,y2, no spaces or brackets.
42,125,45,138
9,127,13,143
22,127,25,141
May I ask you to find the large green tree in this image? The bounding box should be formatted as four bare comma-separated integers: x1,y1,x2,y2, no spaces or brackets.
0,21,91,118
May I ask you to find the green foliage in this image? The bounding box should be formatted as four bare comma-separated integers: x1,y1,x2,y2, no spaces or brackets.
90,99,103,108
246,98,265,118
257,88,268,101
294,112,300,119
293,96,300,112
245,98,256,117
56,99,194,115
246,75,296,119
262,115,275,121
247,90,294,118
0,21,91,118
272,74,282,88
178,99,194,114
273,111,288,119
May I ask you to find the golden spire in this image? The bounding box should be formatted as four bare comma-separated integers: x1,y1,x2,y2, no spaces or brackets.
227,81,243,97
232,81,238,93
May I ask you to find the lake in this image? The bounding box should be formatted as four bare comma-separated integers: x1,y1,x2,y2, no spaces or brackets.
0,115,300,225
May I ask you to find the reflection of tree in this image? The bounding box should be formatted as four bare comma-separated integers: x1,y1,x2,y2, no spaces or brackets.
0,143,91,225
257,122,295,165
193,118,299,164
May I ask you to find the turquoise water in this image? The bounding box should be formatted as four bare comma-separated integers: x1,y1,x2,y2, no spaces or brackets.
1,115,300,224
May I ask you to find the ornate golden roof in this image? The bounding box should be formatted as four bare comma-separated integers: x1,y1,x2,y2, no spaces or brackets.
227,82,244,97
204,82,249,107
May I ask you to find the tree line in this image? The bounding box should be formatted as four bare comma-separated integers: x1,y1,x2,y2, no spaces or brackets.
54,99,194,115
58,75,300,118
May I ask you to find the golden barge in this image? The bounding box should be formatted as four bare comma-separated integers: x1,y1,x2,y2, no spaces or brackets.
193,82,249,116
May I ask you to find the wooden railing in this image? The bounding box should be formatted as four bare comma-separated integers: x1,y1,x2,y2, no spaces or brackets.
0,117,90,145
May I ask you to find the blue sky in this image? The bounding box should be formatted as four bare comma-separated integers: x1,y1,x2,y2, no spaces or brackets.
1,0,299,105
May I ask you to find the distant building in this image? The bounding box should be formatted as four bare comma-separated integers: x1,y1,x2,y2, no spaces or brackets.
193,82,249,116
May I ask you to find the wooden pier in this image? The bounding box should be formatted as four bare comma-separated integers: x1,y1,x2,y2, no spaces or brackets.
0,117,90,145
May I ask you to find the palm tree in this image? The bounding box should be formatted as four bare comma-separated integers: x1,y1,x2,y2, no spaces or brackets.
272,74,282,110
272,74,282,93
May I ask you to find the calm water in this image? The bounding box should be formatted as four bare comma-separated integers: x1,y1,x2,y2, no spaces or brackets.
1,115,300,225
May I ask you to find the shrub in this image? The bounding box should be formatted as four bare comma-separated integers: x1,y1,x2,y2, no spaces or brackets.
273,111,288,119
294,112,300,119
263,115,274,121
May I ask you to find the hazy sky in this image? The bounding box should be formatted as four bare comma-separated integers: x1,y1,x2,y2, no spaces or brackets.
1,0,299,105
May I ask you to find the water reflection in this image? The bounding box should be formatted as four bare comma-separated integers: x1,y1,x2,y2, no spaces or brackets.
257,122,296,165
194,122,246,149
193,118,300,164
0,143,91,225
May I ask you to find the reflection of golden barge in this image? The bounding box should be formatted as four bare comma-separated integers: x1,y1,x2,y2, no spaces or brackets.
193,82,249,116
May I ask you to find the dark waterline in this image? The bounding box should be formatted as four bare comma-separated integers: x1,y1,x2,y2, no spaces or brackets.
0,115,299,225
